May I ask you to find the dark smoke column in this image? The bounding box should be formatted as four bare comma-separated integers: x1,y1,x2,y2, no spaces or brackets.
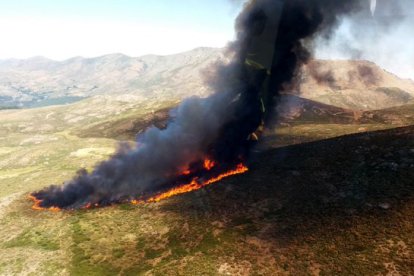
210,0,363,163
31,0,364,210
208,0,284,163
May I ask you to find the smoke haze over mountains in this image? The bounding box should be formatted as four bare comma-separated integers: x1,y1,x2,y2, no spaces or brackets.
315,0,414,79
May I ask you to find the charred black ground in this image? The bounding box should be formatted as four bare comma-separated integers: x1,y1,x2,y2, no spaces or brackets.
32,0,364,209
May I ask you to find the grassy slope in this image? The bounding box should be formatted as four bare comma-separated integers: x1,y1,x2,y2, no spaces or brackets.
263,96,414,148
1,125,413,275
0,96,179,194
0,98,413,275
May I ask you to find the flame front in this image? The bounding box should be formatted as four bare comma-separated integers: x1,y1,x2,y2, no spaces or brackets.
29,162,248,211
28,194,61,212
137,163,248,203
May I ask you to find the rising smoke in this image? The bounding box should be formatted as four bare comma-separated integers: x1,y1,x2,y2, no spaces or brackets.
315,0,414,79
32,0,366,209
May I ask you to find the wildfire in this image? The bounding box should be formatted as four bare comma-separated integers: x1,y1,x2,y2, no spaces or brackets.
138,163,248,203
29,162,248,211
28,194,61,212
182,169,191,175
203,159,216,170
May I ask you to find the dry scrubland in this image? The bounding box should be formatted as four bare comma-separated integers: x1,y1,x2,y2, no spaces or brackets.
0,93,413,275
1,51,414,275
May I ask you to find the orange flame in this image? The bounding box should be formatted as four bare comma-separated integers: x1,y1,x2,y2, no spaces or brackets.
203,159,216,170
83,203,99,209
135,163,248,204
29,162,248,211
182,169,191,175
28,194,61,212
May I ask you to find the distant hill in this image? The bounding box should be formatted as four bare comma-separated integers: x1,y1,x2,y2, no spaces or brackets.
276,94,362,124
277,95,414,126
297,59,414,110
0,47,221,108
365,103,414,126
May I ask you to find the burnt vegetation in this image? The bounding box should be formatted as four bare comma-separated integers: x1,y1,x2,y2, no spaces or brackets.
358,64,382,85
308,62,337,88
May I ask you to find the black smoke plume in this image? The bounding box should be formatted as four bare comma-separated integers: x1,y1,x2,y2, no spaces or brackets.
32,0,364,209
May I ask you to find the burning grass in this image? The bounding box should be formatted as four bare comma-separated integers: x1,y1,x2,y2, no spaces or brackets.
28,195,60,212
29,162,248,212
139,163,248,204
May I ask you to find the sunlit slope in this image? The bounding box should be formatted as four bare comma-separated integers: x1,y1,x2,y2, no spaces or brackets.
297,60,414,110
0,96,185,201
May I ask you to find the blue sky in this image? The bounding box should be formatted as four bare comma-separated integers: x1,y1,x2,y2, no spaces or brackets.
0,0,243,60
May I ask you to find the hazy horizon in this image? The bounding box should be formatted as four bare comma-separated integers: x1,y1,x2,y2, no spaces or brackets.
0,46,222,62
1,46,412,82
0,0,412,79
0,0,242,60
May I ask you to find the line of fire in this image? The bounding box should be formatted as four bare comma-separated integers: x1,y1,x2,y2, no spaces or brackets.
29,0,382,211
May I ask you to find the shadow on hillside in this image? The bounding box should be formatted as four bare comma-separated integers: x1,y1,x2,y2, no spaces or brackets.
158,125,414,244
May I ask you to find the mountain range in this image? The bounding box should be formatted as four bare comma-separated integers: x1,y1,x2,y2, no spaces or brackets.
1,47,413,110
0,47,221,108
